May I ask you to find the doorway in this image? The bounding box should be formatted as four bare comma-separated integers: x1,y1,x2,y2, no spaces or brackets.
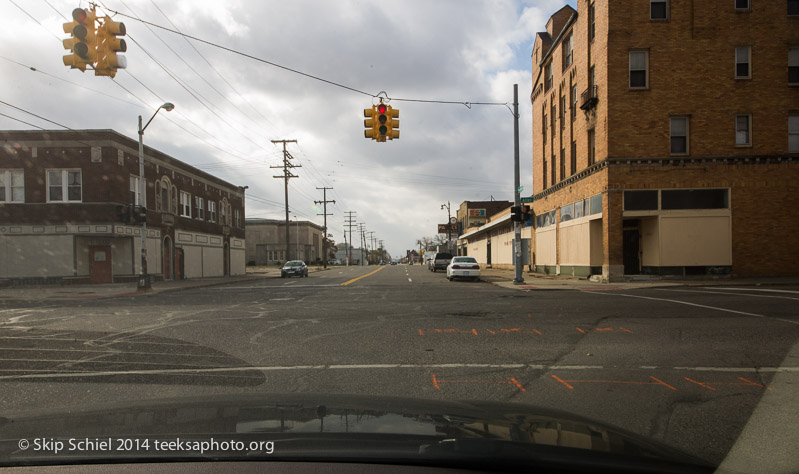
223,243,230,276
486,240,492,267
89,246,112,284
163,236,172,280
623,219,641,275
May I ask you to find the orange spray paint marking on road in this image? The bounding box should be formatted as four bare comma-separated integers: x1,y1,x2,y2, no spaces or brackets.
576,327,586,334
472,329,478,336
551,375,575,389
501,328,521,332
486,329,497,335
510,378,526,392
685,376,772,391
596,327,614,332
551,375,677,391
619,327,634,333
532,329,542,335
432,374,440,390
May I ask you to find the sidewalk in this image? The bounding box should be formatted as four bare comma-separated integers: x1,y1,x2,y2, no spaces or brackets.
478,267,799,291
0,266,328,302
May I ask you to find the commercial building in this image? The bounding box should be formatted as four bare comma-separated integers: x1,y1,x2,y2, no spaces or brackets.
0,129,246,285
530,1,799,279
457,205,533,269
245,218,325,265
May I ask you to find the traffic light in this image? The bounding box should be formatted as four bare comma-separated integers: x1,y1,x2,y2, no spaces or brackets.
132,205,147,223
510,205,522,222
96,16,127,78
521,205,532,222
376,102,389,142
62,8,97,71
386,105,399,140
117,204,130,223
364,106,377,140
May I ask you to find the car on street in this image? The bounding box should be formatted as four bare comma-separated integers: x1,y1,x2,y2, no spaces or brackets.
281,260,308,278
430,252,453,272
446,256,480,281
328,259,340,265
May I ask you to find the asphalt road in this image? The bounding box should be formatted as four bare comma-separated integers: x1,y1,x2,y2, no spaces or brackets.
1,264,798,470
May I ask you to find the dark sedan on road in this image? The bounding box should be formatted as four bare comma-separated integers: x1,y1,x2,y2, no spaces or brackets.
281,260,308,278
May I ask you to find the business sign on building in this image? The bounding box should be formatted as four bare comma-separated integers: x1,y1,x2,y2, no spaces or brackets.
469,209,486,217
438,223,458,233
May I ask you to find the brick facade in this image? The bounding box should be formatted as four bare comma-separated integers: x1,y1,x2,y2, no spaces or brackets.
531,1,799,278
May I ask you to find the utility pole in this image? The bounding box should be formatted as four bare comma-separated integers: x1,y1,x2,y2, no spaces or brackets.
367,231,375,264
358,223,366,266
271,139,299,263
513,84,524,284
315,187,335,269
441,201,452,253
345,211,357,265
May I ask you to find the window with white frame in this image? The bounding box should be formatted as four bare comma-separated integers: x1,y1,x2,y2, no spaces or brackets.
789,47,799,84
629,51,648,88
670,116,689,155
195,196,205,220
735,46,751,79
735,115,751,146
735,0,750,11
208,200,217,223
129,176,141,206
651,0,668,19
180,191,191,217
47,169,82,202
0,170,24,202
789,114,799,152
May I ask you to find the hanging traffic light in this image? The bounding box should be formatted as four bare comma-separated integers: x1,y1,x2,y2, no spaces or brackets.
386,105,399,140
364,106,377,139
96,16,127,78
376,103,389,142
62,8,97,71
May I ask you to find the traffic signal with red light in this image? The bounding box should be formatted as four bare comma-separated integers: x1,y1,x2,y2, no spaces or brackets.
376,103,389,142
96,16,127,77
62,8,97,71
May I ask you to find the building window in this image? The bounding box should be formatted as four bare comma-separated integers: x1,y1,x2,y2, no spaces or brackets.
651,0,668,20
559,95,565,130
571,84,577,121
735,115,751,146
180,191,191,217
161,182,169,213
543,160,548,189
551,154,556,185
560,147,566,180
735,46,751,79
561,203,574,222
629,51,648,88
590,194,602,215
790,0,799,16
209,201,217,223
789,47,799,84
171,186,178,215
129,176,141,206
195,196,205,220
624,190,659,211
735,0,750,10
0,170,24,203
670,116,689,155
544,62,553,92
47,169,81,203
562,34,573,71
570,140,577,175
550,102,556,139
588,2,595,41
234,209,241,228
542,106,547,145
661,189,729,210
789,114,799,152
587,129,596,165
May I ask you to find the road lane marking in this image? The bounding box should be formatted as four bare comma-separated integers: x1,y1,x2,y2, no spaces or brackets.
654,288,799,301
710,288,799,294
581,290,799,325
340,265,386,286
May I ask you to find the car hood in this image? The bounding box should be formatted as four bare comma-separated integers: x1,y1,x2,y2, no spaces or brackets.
0,394,713,471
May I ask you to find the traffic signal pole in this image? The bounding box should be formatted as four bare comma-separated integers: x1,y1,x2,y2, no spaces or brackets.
513,84,524,284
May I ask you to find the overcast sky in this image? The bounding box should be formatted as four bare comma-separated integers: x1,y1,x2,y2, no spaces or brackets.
1,0,575,258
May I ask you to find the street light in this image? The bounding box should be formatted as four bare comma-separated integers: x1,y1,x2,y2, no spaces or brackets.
441,201,451,253
137,102,174,291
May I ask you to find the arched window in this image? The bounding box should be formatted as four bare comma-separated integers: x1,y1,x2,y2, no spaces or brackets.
171,186,178,215
155,181,162,211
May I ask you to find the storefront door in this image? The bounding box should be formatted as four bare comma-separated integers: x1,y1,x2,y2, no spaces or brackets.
89,246,112,284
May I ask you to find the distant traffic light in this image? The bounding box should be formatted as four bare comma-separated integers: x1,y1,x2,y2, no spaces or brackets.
510,205,522,222
96,16,127,77
62,8,96,71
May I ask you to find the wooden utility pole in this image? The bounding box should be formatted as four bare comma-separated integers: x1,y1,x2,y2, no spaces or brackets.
271,140,298,262
344,211,357,265
315,187,335,268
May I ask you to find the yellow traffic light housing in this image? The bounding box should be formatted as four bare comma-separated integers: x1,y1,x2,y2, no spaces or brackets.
62,8,97,71
386,106,400,140
364,107,377,139
96,16,127,78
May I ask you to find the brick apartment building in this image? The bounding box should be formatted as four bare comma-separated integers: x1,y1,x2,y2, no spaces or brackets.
530,1,799,279
0,129,246,284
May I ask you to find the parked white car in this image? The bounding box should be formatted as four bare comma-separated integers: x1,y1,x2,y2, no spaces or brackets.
446,256,480,281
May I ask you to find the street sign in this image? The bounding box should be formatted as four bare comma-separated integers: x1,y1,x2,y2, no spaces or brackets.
438,223,458,233
449,217,457,224
521,197,534,203
517,186,524,193
468,209,486,217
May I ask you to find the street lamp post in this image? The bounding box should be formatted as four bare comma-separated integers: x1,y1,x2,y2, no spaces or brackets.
293,215,299,260
441,201,451,253
137,102,174,291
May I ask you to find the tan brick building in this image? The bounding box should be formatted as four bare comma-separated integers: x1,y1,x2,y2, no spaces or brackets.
530,1,799,279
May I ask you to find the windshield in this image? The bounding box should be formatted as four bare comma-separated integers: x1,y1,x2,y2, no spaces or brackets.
1,1,797,472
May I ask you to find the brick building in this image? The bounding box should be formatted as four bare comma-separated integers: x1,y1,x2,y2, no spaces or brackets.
530,1,799,279
0,129,246,284
245,218,325,265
